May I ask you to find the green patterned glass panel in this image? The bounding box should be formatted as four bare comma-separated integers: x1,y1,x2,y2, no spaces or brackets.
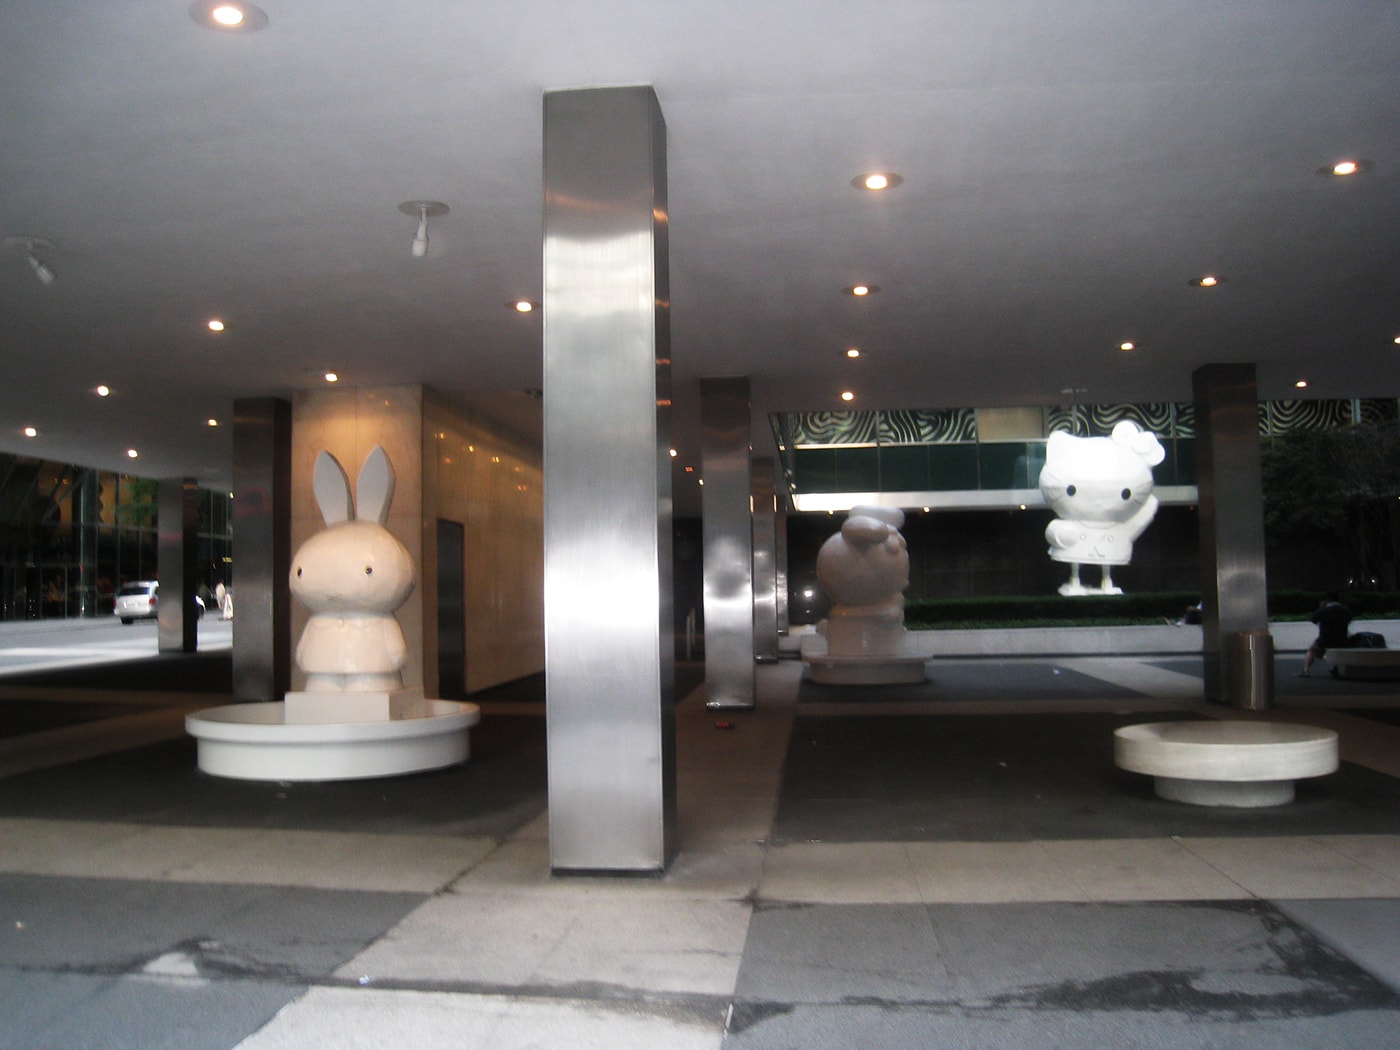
835,447,880,490
793,448,840,492
977,442,1043,489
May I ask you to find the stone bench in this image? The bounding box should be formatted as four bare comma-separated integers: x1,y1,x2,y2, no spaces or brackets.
1113,720,1338,807
1329,647,1400,681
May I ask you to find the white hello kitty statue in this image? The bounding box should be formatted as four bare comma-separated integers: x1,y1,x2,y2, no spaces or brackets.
1038,421,1165,596
816,505,911,657
286,445,423,721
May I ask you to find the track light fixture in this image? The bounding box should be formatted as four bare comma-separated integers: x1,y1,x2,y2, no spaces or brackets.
397,201,449,258
4,235,56,286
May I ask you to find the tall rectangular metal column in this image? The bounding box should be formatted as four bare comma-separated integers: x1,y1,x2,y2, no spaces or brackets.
1193,364,1270,704
157,478,198,653
701,377,755,708
232,397,292,701
543,87,675,873
752,456,779,663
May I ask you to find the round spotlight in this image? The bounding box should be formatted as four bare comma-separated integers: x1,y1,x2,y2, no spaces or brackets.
127,449,139,459
844,284,880,297
207,319,225,332
23,426,38,438
1317,158,1372,177
1119,342,1136,351
1189,275,1223,288
846,348,861,358
1295,379,1309,389
852,172,904,191
189,1,268,31
840,391,855,402
206,418,220,427
96,385,111,397
509,300,539,312
324,372,339,384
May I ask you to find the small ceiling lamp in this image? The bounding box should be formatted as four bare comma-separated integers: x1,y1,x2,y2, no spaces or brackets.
852,172,904,191
4,235,56,285
324,372,339,383
840,390,856,402
1119,342,1135,352
207,319,226,332
398,201,449,258
1189,275,1223,288
96,385,111,397
846,348,861,358
509,300,539,312
207,418,220,427
127,449,139,459
844,284,880,296
1295,379,1309,389
1318,158,1372,177
23,426,39,438
189,1,268,32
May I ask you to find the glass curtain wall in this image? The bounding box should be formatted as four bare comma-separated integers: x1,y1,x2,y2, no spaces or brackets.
0,453,232,620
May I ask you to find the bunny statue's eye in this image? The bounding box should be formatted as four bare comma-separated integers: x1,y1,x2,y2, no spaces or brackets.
296,567,302,577
1066,484,1077,496
364,566,373,575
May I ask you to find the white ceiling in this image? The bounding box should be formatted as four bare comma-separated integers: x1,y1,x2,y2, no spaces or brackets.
3,1,1398,510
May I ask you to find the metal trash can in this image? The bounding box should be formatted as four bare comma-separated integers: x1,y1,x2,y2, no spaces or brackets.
1226,630,1274,710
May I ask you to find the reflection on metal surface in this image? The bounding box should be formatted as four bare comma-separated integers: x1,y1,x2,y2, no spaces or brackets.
701,376,755,708
232,397,292,700
752,457,778,662
1192,364,1270,705
543,87,675,873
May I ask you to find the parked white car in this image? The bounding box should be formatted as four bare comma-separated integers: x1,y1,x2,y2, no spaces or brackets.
114,581,204,624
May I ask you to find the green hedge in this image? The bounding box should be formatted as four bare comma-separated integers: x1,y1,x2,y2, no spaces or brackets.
903,590,1400,630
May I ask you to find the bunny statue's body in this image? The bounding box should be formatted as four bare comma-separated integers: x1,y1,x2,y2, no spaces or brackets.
290,446,416,692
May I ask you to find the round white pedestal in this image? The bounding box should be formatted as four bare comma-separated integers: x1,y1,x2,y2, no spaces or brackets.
1113,720,1339,808
186,700,481,782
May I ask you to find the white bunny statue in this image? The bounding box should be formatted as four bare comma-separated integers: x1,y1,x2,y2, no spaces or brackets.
290,445,416,692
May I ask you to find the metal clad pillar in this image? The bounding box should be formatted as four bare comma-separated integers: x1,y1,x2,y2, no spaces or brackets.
752,456,779,663
543,87,675,873
1193,364,1270,704
232,397,292,701
776,500,790,635
701,377,755,708
157,477,198,653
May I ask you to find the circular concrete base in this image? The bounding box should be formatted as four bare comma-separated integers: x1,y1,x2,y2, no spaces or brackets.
186,700,481,782
804,655,928,685
1114,720,1338,808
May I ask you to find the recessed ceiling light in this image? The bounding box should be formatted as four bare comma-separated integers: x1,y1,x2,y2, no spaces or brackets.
1393,335,1400,345
1119,342,1135,352
96,385,111,397
324,372,339,383
852,172,904,191
127,449,139,459
23,426,38,438
1318,158,1372,177
1189,275,1223,288
206,418,219,427
1295,379,1308,389
189,1,268,32
840,391,855,402
509,300,539,312
846,348,861,359
207,319,226,332
844,284,880,296
668,448,678,457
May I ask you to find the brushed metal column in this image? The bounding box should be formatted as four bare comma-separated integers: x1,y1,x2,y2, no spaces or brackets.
776,501,790,635
232,397,292,701
1193,364,1270,704
752,456,779,663
701,377,755,708
157,477,198,653
543,87,676,873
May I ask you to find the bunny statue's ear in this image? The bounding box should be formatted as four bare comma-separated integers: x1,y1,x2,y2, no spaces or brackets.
356,445,396,525
313,451,354,525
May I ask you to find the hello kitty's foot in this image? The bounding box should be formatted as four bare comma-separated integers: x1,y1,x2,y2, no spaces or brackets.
1099,585,1124,595
1058,582,1091,596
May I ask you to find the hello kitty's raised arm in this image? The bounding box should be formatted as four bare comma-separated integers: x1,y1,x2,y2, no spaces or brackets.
356,445,396,525
313,451,354,525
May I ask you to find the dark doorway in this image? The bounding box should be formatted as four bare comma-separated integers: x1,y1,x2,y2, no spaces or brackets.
437,519,466,699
